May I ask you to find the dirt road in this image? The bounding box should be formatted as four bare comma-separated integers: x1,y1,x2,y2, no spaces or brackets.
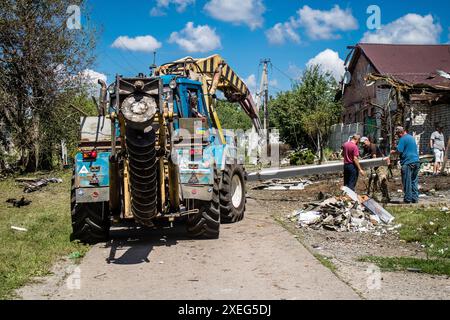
18,199,359,300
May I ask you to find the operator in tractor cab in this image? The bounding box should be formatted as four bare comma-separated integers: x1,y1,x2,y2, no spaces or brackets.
361,137,390,203
188,90,205,119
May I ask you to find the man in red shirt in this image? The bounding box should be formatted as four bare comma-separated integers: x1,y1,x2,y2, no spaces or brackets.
342,134,365,191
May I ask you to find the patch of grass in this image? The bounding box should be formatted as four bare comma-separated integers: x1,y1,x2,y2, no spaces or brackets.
359,256,450,276
314,253,337,273
388,207,450,259
359,207,450,276
0,170,89,299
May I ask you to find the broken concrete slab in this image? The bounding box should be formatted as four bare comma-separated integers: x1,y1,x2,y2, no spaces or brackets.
289,191,394,233
17,178,63,193
361,197,395,224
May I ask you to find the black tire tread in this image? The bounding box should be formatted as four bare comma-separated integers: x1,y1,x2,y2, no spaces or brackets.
186,167,221,239
70,170,110,244
219,164,246,223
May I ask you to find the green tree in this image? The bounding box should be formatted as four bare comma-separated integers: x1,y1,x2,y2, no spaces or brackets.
216,100,252,131
0,0,96,172
268,88,309,149
269,65,342,163
298,66,342,163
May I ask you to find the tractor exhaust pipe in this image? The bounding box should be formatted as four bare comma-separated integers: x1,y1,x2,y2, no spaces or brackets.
98,79,108,116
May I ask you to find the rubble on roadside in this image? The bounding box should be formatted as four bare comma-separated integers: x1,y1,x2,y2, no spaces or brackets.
252,178,313,191
421,163,450,175
16,177,63,193
288,192,395,233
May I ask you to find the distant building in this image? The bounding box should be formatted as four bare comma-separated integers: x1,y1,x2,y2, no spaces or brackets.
339,43,450,154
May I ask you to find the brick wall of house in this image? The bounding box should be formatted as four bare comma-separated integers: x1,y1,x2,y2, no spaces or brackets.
342,54,376,124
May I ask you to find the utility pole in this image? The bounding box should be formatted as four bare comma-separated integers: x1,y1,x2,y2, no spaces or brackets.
259,59,271,145
149,51,157,76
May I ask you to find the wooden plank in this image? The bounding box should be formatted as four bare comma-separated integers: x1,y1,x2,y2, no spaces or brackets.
409,93,443,102
441,138,450,175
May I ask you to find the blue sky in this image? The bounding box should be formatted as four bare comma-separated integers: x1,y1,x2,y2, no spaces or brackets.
85,0,450,94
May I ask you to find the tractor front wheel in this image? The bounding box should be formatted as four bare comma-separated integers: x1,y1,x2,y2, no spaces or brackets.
70,170,110,244
219,164,246,223
186,167,220,239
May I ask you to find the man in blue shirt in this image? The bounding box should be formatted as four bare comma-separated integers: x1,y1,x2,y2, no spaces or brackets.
391,126,420,203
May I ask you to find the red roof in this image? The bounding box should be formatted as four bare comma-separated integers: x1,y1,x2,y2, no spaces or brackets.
354,43,450,89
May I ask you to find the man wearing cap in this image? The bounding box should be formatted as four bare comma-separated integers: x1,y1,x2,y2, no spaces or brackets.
430,125,446,175
342,134,365,191
361,137,390,202
391,127,420,204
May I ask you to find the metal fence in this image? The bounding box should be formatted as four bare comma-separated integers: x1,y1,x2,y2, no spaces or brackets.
328,123,364,152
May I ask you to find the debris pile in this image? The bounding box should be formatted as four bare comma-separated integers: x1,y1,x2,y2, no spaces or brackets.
289,198,378,232
289,188,394,233
252,178,313,191
421,163,450,175
6,197,32,208
16,177,63,193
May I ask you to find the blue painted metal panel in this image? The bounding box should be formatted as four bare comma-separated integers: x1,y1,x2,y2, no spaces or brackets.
177,145,215,185
75,152,110,188
160,75,213,130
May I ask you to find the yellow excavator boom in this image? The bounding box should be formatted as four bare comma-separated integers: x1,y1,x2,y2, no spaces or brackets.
156,55,262,143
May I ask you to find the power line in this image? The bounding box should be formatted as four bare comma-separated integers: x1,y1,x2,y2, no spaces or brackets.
115,38,155,74
112,41,143,75
271,63,296,83
100,49,137,76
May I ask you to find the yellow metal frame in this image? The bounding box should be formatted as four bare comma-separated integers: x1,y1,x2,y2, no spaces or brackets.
156,54,256,145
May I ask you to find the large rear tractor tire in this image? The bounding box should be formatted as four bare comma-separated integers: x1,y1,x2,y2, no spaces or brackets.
125,127,158,226
70,170,110,244
219,164,246,223
186,167,221,239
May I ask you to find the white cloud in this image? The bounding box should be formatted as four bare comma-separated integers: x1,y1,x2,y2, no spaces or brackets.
287,63,303,79
244,74,257,90
111,35,162,52
306,49,345,81
266,5,358,44
169,22,221,53
150,0,195,16
361,14,442,44
298,5,358,40
204,0,265,30
269,79,278,87
79,69,108,95
81,69,107,84
266,19,301,45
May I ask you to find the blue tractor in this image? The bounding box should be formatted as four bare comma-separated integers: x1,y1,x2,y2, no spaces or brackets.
71,55,261,243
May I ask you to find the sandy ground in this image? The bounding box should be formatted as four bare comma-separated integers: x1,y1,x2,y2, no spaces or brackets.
16,199,359,300
15,173,450,300
249,174,450,300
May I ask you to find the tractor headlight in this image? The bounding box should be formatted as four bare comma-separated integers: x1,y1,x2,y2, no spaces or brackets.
169,79,177,90
122,94,157,124
108,84,115,95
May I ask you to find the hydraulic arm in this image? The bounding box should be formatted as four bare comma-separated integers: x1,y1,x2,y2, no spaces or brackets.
156,55,262,143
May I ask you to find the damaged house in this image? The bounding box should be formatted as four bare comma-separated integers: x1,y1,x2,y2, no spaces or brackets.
335,43,450,154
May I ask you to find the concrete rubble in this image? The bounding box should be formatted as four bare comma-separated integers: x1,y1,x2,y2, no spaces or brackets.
252,178,313,191
420,163,450,175
288,195,394,233
15,177,63,193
